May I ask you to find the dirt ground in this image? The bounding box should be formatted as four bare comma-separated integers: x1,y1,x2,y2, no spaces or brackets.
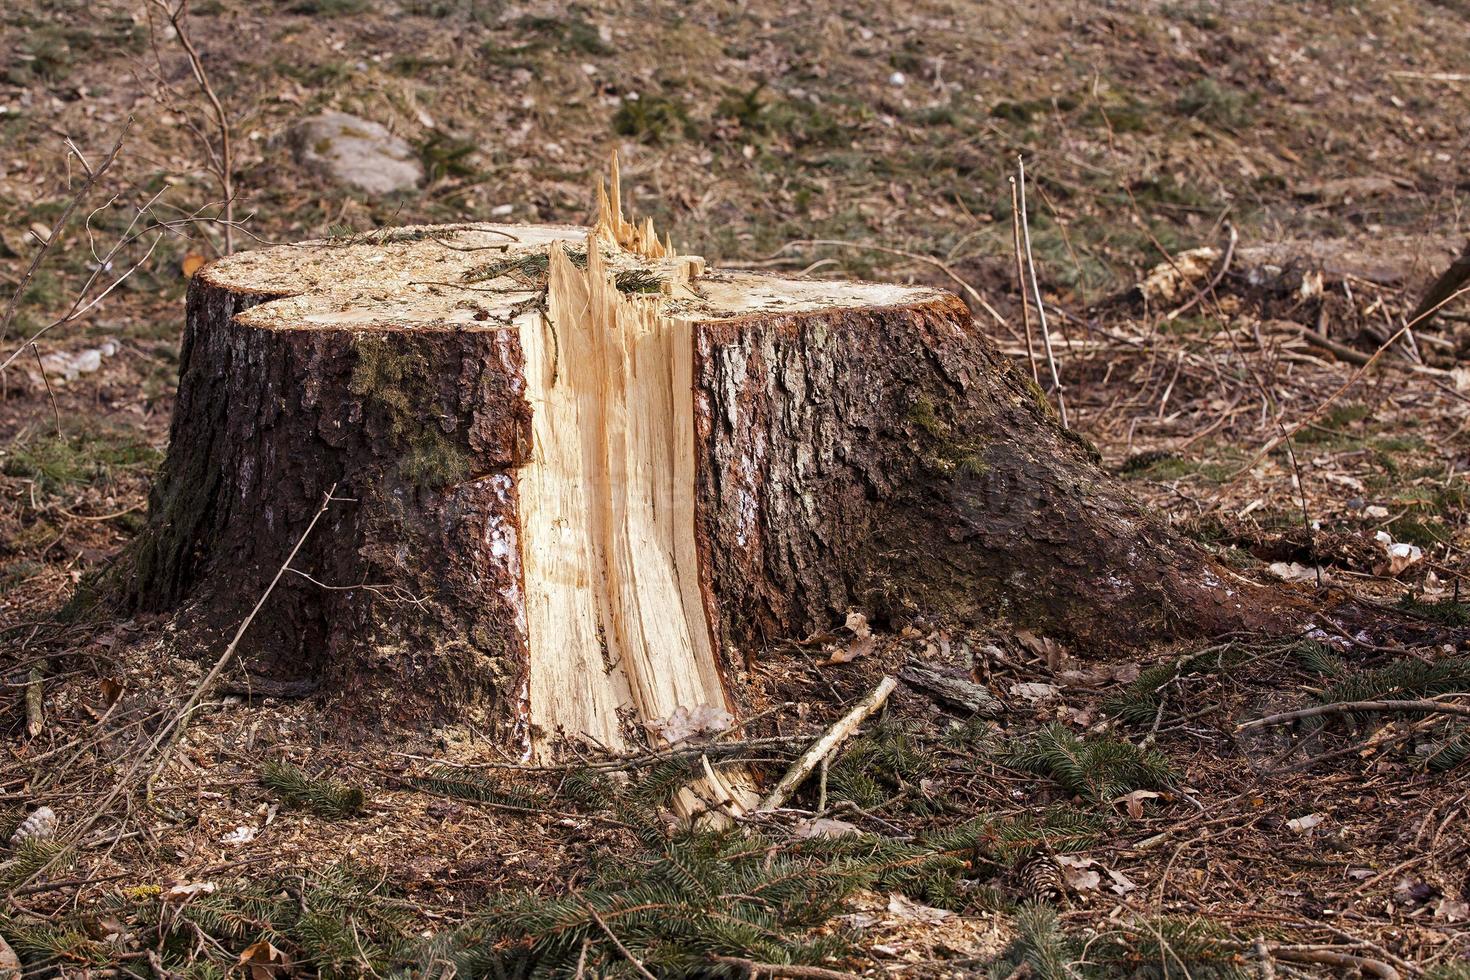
2,0,1469,976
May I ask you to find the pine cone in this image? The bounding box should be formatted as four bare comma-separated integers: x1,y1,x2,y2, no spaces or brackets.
1019,855,1062,903
9,806,57,845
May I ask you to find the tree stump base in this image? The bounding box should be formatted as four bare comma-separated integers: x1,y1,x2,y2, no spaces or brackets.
115,165,1301,756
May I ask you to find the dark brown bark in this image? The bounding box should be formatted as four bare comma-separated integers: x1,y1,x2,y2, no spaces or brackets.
111,276,534,732
105,227,1304,734
690,282,1302,670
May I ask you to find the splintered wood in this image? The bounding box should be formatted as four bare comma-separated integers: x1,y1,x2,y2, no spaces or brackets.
518,240,724,756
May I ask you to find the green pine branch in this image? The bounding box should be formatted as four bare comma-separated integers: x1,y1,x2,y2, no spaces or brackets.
261,760,366,819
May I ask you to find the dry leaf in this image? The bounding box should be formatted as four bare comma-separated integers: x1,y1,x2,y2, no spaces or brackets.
844,611,872,638
1016,630,1067,670
1010,681,1060,702
164,881,217,900
1286,813,1322,833
182,253,208,278
886,891,954,924
1119,789,1161,820
792,817,860,839
1269,561,1324,583
829,633,876,664
238,939,291,979
1106,868,1137,895
1374,530,1423,575
0,933,19,978
1056,856,1101,892
1435,897,1468,922
643,703,733,744
220,825,257,845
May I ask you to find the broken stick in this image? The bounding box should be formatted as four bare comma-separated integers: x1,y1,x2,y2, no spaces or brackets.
759,675,898,811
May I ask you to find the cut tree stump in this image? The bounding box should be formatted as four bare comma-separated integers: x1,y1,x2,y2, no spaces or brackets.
112,161,1304,754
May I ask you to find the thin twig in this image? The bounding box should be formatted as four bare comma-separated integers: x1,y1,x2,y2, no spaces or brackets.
1017,155,1068,427
584,904,657,980
147,0,234,254
1277,421,1319,589
1009,176,1039,383
1238,698,1470,731
30,344,61,438
0,121,131,345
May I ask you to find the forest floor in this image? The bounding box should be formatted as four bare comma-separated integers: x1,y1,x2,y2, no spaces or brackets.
1,0,1469,976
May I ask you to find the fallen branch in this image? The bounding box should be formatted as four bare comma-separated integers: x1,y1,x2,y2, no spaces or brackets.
1237,698,1470,731
1268,946,1400,980
759,675,897,811
24,665,44,739
1235,283,1470,475
1295,316,1370,366
708,955,859,979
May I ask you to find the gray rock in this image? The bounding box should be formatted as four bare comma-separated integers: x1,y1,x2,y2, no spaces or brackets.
288,111,422,195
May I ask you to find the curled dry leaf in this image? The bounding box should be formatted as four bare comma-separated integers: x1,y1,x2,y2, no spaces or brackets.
829,633,876,664
1119,789,1162,820
1056,855,1101,893
1374,530,1423,576
238,939,291,980
0,933,19,978
792,817,861,839
1435,897,1468,923
829,611,877,663
220,825,257,845
163,881,217,900
1016,630,1068,671
1285,813,1322,833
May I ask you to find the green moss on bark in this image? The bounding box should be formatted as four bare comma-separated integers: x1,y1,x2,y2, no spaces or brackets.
350,336,472,489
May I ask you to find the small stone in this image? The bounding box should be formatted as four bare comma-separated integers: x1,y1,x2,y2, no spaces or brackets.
287,111,423,196
888,71,907,87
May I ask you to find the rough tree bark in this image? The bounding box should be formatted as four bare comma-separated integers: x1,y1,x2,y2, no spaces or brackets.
110,167,1303,754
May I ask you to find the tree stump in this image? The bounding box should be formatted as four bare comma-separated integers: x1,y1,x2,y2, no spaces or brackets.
115,164,1301,754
